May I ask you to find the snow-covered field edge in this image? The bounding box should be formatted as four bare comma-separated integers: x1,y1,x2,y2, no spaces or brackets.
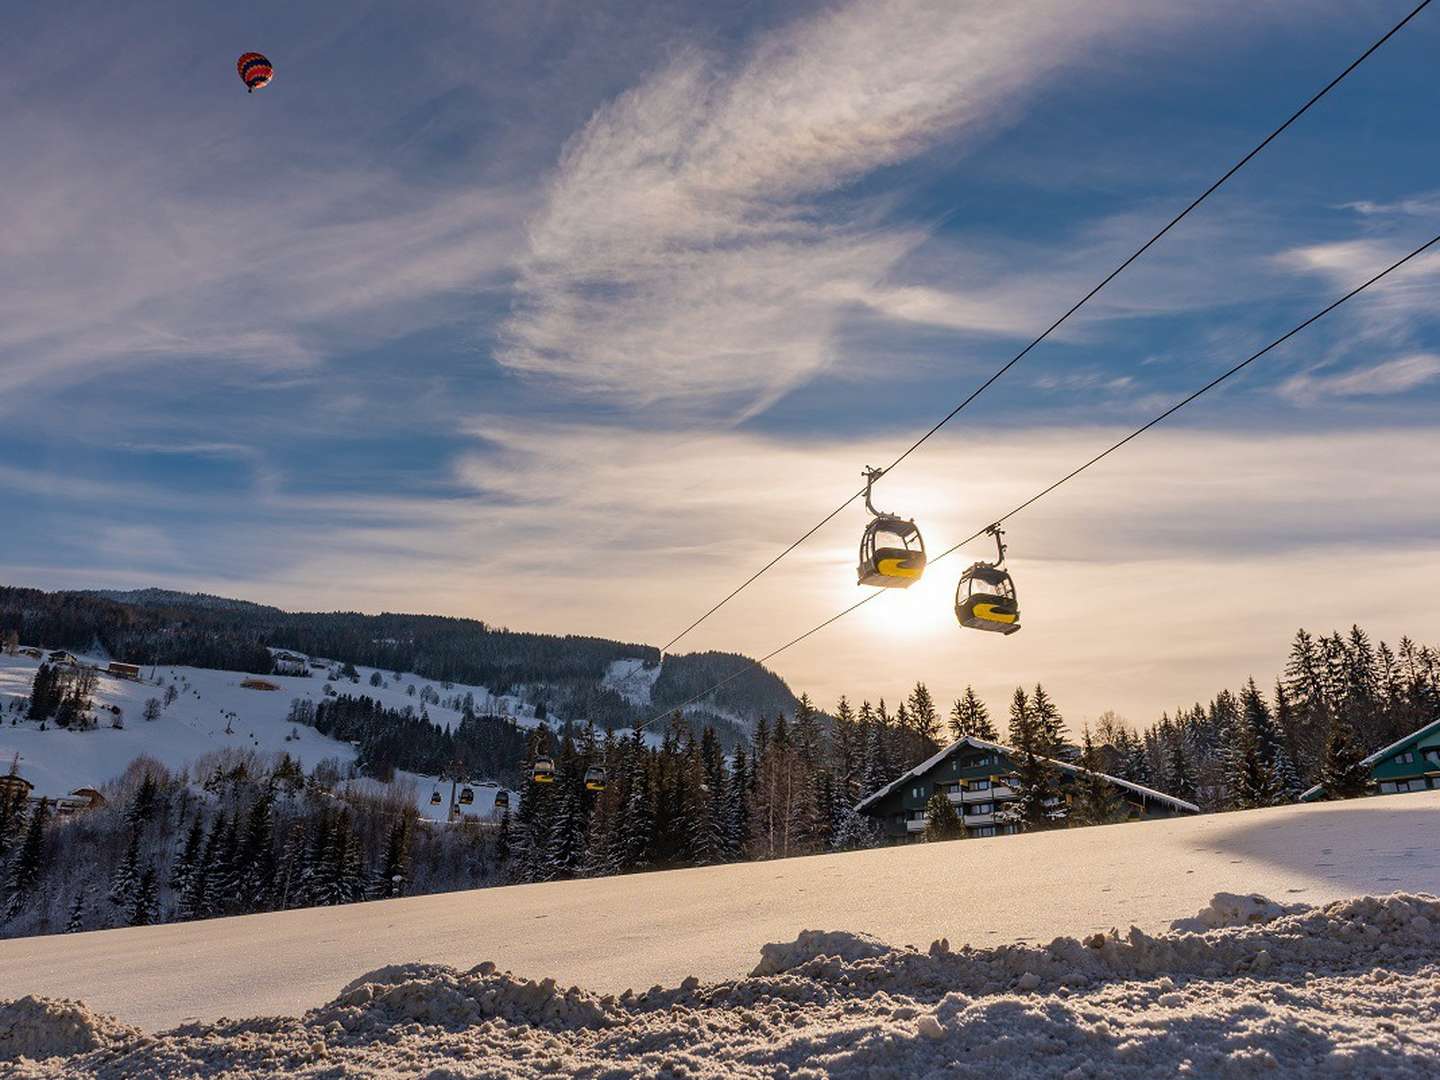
2,889,1438,1076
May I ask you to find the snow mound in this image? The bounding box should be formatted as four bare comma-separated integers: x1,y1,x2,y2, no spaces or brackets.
751,928,892,976
1169,891,1310,932
311,961,619,1033
0,996,138,1061
9,893,1440,1077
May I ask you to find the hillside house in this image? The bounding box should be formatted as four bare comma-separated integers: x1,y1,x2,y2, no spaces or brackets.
1301,717,1440,801
856,735,1199,839
106,661,142,680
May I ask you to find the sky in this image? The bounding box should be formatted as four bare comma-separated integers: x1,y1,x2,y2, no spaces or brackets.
3,0,1439,732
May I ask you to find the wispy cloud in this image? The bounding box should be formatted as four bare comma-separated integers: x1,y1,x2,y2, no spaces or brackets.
499,0,1223,415
1280,352,1440,403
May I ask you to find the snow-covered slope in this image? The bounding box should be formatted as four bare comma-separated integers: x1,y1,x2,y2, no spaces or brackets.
600,657,661,707
0,649,519,821
2,790,1436,1034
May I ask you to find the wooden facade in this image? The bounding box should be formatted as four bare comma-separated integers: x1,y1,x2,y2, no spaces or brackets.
855,736,1199,840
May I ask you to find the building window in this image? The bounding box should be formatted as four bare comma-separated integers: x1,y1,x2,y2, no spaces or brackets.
1395,752,1415,765
972,825,995,838
965,802,993,816
1380,781,1398,794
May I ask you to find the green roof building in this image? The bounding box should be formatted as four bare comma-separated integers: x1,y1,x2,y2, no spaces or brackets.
854,735,1199,839
1300,717,1440,802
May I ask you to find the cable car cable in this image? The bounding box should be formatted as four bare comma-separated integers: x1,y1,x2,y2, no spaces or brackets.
640,230,1440,729
657,0,1433,654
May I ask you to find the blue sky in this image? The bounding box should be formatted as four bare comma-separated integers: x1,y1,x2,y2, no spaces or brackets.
4,0,1439,725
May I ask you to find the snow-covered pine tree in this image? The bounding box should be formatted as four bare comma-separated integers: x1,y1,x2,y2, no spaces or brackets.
922,789,964,842
3,798,48,920
125,772,160,832
127,864,159,927
1007,687,1031,747
949,687,996,741
545,774,588,880
1030,684,1064,754
832,697,860,807
1319,714,1370,799
1166,738,1197,805
1075,728,1126,825
237,792,276,912
64,886,88,933
724,747,750,859
108,827,143,909
830,803,879,851
907,683,941,756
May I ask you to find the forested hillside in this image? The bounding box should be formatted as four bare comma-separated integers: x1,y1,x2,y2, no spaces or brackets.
0,586,798,737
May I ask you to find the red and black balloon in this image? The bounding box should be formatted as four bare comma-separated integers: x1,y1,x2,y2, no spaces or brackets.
236,52,273,93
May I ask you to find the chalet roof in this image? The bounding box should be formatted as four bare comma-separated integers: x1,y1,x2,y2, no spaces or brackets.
853,734,1200,816
1299,715,1440,801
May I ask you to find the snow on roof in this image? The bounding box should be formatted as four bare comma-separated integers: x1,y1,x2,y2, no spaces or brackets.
853,734,1200,816
1299,715,1440,801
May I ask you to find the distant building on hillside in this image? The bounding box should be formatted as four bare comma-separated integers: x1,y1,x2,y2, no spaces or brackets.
106,661,142,680
271,652,308,676
855,735,1199,840
53,787,107,815
47,651,77,665
241,678,282,692
1300,717,1440,801
18,647,43,660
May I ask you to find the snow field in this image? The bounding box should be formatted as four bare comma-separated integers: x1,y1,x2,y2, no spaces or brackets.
3,891,1438,1076
0,651,521,820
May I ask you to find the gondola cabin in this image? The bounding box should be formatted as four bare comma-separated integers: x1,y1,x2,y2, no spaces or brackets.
429,789,442,805
458,786,475,805
956,564,1020,634
532,757,556,783
494,790,510,811
858,516,926,588
584,766,607,792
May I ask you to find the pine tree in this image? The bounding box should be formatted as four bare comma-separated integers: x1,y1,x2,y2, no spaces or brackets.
546,774,588,880
949,687,997,741
3,799,48,918
922,789,965,841
237,792,276,912
1166,739,1197,804
64,887,88,933
1319,714,1370,799
127,864,159,927
725,748,751,858
1074,727,1125,825
907,683,941,753
109,827,143,908
1225,714,1276,810
126,772,160,831
1007,687,1032,747
831,803,879,851
1030,684,1065,754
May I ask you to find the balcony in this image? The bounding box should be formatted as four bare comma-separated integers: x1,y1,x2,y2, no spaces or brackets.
905,817,927,833
960,786,993,802
963,811,994,826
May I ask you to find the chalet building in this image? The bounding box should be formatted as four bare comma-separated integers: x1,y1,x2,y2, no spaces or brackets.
855,736,1199,840
106,661,142,680
18,647,43,660
1301,717,1440,801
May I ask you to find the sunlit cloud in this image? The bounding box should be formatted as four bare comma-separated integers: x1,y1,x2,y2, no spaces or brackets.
499,0,1232,414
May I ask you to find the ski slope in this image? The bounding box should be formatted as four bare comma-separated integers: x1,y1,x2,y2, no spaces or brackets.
0,650,519,821
4,790,1437,1034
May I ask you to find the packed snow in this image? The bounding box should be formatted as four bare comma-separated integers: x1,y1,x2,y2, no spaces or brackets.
0,650,519,821
3,891,1438,1076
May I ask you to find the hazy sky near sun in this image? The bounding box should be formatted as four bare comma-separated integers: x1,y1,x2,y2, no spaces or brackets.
4,0,1439,730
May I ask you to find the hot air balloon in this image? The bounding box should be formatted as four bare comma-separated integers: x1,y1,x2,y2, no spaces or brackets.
236,52,273,93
